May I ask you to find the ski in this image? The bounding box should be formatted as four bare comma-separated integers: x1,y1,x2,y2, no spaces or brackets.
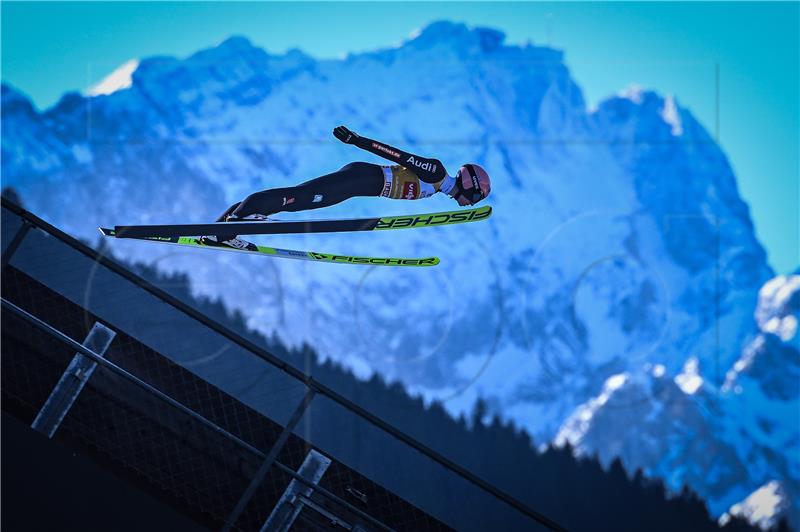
98,229,439,267
105,205,492,239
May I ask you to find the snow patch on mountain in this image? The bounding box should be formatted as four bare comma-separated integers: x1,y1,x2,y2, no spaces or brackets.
660,94,683,136
88,59,140,96
720,481,791,530
618,84,645,104
675,356,703,394
756,275,799,342
554,373,629,446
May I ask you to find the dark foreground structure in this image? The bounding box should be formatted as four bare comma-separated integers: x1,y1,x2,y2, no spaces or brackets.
1,198,561,531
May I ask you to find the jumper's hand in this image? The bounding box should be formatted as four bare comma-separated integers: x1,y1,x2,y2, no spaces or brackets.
333,125,360,145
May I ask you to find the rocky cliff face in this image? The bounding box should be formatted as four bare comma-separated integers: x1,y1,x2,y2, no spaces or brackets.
556,274,798,525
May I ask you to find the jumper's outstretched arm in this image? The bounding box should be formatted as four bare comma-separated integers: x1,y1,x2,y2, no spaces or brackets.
333,125,448,184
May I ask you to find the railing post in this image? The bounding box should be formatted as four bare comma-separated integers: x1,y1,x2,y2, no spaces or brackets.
222,388,317,532
261,449,333,532
2,219,32,269
31,322,116,438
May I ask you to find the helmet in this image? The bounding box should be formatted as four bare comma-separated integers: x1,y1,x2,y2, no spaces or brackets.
454,164,491,205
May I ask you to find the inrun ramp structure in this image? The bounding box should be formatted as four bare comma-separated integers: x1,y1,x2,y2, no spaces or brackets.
1,198,564,532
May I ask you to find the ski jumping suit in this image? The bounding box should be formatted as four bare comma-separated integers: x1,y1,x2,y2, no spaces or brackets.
217,131,455,221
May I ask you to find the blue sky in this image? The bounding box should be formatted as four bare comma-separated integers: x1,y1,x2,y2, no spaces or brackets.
2,1,797,273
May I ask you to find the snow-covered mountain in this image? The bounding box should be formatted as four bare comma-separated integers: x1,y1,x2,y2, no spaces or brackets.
556,273,799,526
2,21,795,526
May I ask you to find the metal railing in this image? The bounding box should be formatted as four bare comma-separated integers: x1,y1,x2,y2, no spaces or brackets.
2,297,393,532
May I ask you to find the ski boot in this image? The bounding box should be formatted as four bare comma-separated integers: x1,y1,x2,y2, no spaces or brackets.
199,213,270,251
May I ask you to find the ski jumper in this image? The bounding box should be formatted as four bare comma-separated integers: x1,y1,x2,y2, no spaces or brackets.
218,131,456,221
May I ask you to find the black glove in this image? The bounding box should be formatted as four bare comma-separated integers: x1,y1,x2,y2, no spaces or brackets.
333,125,360,145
